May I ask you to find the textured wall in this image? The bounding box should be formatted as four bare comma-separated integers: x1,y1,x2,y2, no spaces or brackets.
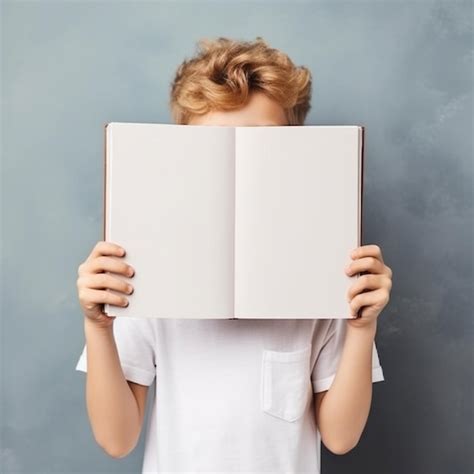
2,1,472,473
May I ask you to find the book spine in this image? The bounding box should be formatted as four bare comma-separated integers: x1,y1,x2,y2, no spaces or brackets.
230,127,238,319
355,126,365,319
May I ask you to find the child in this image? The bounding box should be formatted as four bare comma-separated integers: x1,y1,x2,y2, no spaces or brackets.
75,37,392,473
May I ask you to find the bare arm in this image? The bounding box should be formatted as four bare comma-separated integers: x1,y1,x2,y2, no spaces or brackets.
315,244,392,455
83,319,148,458
314,322,377,455
77,241,146,458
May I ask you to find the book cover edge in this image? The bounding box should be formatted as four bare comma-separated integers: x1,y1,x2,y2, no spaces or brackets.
355,125,365,319
103,122,112,317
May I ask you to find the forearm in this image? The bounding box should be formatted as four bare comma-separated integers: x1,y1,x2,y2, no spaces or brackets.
83,318,141,457
317,321,377,453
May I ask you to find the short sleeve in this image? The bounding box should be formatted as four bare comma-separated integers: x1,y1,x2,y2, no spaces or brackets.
311,318,385,393
75,317,157,386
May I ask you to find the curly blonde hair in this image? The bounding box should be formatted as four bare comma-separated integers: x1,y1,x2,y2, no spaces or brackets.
169,37,312,125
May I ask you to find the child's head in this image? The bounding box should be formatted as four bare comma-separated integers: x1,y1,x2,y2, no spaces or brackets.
169,37,312,127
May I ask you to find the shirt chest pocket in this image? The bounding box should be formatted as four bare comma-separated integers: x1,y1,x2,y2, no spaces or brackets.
261,345,312,423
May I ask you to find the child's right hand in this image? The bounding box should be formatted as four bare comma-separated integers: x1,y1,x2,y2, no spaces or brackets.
76,241,135,329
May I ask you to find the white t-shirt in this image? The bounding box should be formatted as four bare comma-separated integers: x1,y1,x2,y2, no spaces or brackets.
75,317,384,473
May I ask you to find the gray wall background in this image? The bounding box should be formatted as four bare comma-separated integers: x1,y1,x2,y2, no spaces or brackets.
2,1,472,473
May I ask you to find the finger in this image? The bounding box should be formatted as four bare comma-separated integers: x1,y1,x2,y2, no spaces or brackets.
346,274,389,301
346,256,385,275
82,256,135,277
349,287,390,315
351,244,384,264
78,273,133,295
79,287,129,308
90,241,126,259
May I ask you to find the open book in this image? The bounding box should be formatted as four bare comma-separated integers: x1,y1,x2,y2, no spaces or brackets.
103,123,364,319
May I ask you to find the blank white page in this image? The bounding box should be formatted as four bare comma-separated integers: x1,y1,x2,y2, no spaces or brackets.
104,123,235,319
234,126,362,319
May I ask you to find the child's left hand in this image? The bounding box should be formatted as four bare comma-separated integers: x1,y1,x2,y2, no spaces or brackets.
345,244,392,329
